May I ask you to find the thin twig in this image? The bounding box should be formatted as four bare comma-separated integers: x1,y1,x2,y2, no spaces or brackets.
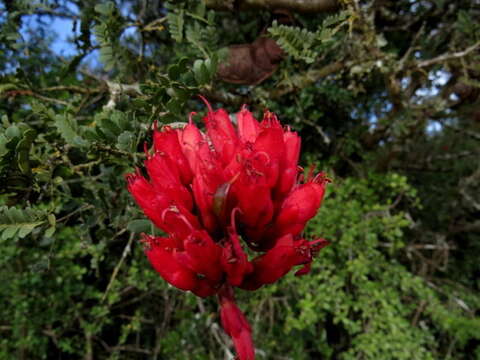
416,41,480,68
57,204,94,223
4,89,69,106
41,85,103,94
397,23,425,71
102,233,135,302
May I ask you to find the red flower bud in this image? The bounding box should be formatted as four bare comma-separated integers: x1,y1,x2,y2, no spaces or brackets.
219,287,255,360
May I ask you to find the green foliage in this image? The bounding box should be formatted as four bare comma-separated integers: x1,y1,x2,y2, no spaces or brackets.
269,22,318,63
166,4,185,42
167,1,218,56
456,10,480,41
85,109,141,152
54,113,90,148
0,206,47,240
240,173,478,359
139,54,218,121
0,118,36,174
268,11,349,63
93,2,129,72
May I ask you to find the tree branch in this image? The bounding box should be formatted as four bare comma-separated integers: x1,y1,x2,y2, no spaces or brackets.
104,81,142,110
4,89,69,106
416,41,480,69
41,85,103,94
204,0,338,13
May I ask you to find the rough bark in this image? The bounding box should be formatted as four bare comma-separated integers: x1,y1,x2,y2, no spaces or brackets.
204,0,338,13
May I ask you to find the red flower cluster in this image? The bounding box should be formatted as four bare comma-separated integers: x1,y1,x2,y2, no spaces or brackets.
126,97,329,359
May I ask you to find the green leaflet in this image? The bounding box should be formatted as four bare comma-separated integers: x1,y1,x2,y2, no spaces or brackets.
0,206,46,240
268,11,349,64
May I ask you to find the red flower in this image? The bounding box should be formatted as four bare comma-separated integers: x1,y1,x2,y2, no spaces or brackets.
126,97,329,359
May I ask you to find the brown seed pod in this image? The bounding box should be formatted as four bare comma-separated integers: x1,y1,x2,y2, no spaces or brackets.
217,37,285,85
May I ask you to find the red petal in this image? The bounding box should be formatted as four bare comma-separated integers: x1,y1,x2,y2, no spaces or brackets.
253,127,284,188
180,123,203,172
127,172,201,239
240,234,297,290
146,237,198,291
176,230,223,283
145,154,193,210
273,181,326,238
294,262,311,276
126,173,169,229
237,106,260,143
161,204,202,240
275,130,301,199
236,183,273,229
260,110,282,129
203,107,239,165
153,127,193,185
